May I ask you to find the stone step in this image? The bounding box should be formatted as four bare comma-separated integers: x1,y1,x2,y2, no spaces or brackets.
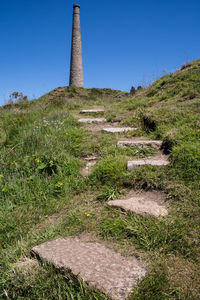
32,237,146,300
127,158,169,171
102,127,137,133
117,140,162,149
81,109,105,114
78,118,106,124
108,191,168,217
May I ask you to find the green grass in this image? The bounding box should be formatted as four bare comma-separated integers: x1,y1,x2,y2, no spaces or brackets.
1,59,200,299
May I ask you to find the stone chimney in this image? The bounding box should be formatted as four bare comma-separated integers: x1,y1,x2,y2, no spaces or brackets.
69,4,84,87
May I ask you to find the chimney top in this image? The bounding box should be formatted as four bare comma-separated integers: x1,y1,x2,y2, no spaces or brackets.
73,4,80,8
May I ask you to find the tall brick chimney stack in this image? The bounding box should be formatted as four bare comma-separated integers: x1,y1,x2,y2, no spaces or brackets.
69,4,84,87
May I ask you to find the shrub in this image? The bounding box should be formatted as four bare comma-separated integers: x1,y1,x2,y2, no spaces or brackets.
141,115,157,132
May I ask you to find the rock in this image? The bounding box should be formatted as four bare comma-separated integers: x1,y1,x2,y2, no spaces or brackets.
117,140,162,149
127,158,169,171
78,118,106,124
102,127,137,133
32,237,146,300
108,191,168,217
81,109,104,114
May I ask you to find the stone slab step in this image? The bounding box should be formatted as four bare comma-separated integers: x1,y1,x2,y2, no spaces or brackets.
108,191,168,217
117,140,162,149
127,158,169,170
102,127,137,133
78,118,106,124
81,109,105,114
32,237,146,300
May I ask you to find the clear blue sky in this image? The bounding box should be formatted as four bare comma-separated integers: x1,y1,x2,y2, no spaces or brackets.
0,0,200,105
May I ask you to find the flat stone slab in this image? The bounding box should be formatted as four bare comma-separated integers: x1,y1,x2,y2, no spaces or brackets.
32,237,146,300
78,118,106,124
102,127,137,133
81,109,105,114
117,140,162,149
108,191,168,217
127,158,169,170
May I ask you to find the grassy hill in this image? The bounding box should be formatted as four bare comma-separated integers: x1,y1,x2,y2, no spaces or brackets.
0,59,200,299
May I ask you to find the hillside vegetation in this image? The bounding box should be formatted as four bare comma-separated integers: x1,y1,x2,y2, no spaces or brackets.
0,59,200,299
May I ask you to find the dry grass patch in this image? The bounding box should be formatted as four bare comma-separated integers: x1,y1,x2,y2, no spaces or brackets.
167,256,200,299
12,257,40,280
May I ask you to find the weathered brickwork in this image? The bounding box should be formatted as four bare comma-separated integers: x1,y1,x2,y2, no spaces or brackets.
69,4,84,87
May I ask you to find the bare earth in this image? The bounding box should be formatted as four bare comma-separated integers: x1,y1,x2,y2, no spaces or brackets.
32,237,146,300
84,122,120,132
81,155,99,176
